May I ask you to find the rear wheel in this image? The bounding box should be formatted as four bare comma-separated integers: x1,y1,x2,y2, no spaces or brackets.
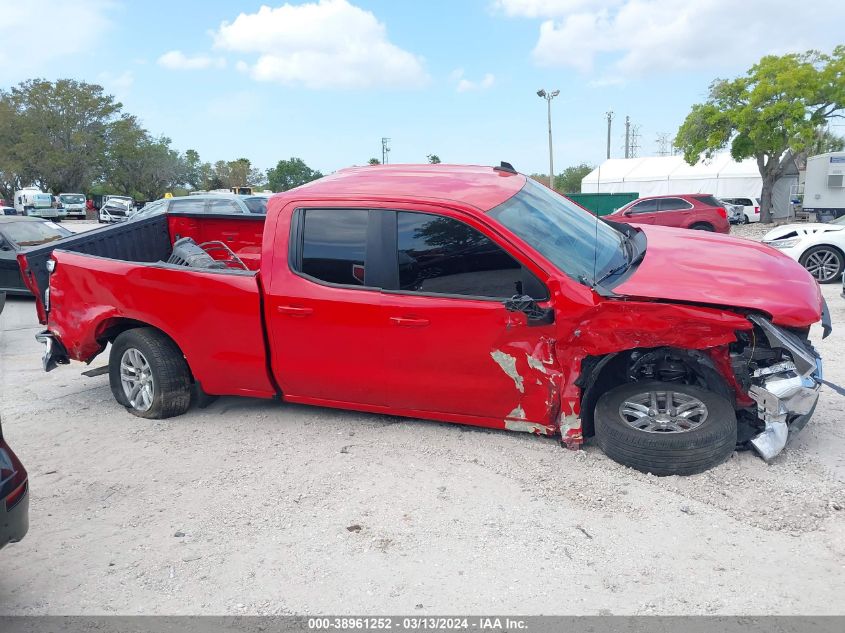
690,223,714,231
799,245,844,284
739,213,749,225
594,381,736,476
109,328,192,419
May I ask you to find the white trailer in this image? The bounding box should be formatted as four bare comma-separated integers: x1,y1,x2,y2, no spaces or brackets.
802,151,845,220
13,187,58,219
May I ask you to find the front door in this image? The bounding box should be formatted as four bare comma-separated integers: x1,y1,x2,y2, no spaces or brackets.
623,198,659,224
381,210,558,427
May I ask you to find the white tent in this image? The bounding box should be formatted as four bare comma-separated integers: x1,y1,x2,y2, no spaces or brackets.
582,155,763,199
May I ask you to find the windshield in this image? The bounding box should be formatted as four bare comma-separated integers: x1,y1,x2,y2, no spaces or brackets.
130,200,167,221
242,196,268,214
2,220,71,246
831,215,845,226
59,194,85,204
488,179,629,286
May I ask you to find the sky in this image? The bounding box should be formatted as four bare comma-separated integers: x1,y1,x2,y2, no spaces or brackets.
0,0,843,176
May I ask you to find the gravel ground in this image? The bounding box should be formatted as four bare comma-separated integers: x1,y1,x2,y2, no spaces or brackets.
0,222,843,615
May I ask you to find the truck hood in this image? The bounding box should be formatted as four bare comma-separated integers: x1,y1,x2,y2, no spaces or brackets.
613,225,823,328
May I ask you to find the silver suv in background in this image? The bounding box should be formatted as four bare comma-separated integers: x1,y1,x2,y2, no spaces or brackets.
130,194,269,221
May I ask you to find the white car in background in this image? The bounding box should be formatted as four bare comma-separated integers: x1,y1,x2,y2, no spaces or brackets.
762,215,845,283
722,197,761,224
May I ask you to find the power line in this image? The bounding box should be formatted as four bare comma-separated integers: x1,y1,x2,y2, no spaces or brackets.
629,124,642,158
381,137,391,164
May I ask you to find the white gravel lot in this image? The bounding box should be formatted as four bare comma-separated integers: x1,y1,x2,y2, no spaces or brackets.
0,222,842,615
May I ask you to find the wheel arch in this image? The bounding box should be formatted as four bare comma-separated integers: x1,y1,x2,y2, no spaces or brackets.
577,346,734,438
95,317,195,382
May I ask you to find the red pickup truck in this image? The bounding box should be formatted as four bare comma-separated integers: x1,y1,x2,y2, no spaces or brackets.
17,164,830,476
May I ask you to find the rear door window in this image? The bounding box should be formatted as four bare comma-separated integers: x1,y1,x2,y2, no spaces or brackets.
207,198,242,214
659,197,693,211
396,211,541,299
170,198,207,213
300,209,369,287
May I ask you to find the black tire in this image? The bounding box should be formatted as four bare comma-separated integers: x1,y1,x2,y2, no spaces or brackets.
739,213,749,225
109,328,192,419
690,223,714,231
594,381,736,476
799,245,844,284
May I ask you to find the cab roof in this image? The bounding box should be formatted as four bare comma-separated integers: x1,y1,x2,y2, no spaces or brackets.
279,164,526,211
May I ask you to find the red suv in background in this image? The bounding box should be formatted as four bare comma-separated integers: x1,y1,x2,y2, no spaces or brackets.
605,194,730,233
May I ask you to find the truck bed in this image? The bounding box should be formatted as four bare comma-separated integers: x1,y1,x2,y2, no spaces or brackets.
19,212,276,399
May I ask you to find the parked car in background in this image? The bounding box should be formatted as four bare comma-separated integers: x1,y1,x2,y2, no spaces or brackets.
18,164,829,476
718,198,745,224
605,194,730,233
57,193,87,219
130,193,269,222
99,198,135,223
721,197,761,224
0,216,73,294
0,416,29,550
762,215,845,283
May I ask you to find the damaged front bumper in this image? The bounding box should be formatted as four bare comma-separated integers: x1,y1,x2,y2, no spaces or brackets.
746,315,823,461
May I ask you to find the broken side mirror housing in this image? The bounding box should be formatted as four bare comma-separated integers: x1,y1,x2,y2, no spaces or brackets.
504,294,554,326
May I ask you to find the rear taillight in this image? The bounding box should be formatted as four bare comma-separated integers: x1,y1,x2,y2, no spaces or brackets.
6,479,27,510
717,207,727,219
754,206,760,214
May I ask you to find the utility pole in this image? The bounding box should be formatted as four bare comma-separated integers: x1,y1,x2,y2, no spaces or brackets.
624,116,631,159
537,89,560,190
605,111,614,159
381,137,391,165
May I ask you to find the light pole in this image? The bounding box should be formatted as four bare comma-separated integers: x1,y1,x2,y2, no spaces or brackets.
537,89,560,190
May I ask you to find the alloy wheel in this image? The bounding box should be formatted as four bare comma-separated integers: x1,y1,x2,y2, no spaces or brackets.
804,248,841,282
119,348,154,412
619,390,708,433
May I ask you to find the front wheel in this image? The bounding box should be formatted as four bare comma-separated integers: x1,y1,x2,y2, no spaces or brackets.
594,381,736,476
799,245,844,284
109,328,192,419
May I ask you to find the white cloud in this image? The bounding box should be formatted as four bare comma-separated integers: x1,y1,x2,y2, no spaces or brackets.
497,0,845,75
97,70,134,101
451,69,496,93
0,0,113,81
212,0,429,89
157,50,226,71
493,0,621,17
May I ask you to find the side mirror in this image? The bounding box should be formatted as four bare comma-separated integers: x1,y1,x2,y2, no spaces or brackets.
622,210,633,216
504,294,554,326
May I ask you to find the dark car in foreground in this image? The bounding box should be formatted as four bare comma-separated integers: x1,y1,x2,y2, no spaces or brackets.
0,416,29,550
606,194,730,233
0,216,73,295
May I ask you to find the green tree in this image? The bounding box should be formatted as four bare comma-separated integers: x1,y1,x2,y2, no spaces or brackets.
554,163,594,193
427,154,441,164
2,79,122,194
266,157,323,192
676,47,845,222
183,149,203,190
368,158,381,165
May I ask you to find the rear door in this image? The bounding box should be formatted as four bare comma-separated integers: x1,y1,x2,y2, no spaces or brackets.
265,207,387,407
380,209,558,426
655,197,694,227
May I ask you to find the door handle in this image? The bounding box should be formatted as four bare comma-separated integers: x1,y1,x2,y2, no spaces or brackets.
390,316,429,327
277,305,314,316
